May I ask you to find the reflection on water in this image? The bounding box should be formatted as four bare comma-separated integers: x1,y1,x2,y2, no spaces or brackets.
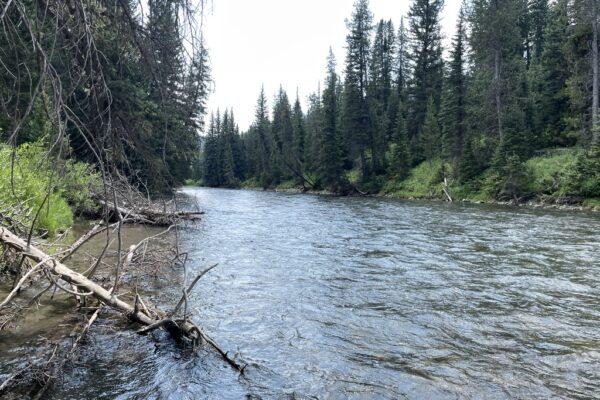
3,187,600,399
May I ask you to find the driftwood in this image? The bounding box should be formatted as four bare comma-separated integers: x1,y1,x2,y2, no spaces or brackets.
0,226,243,372
442,177,453,203
97,199,203,226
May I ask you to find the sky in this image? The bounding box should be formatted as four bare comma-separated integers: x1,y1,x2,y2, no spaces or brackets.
203,0,463,132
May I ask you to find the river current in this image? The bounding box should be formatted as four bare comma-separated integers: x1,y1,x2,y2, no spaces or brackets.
4,187,600,399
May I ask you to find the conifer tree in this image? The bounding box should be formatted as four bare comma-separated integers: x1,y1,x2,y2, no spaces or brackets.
420,96,441,164
254,86,271,186
220,110,237,187
292,94,306,184
369,20,396,173
304,89,323,174
390,101,410,179
469,0,529,162
321,49,344,191
342,0,373,177
202,113,221,187
407,0,445,139
531,0,570,146
441,3,467,164
271,87,294,181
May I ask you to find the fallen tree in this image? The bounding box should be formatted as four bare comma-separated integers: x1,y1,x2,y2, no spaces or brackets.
96,198,203,226
0,225,243,375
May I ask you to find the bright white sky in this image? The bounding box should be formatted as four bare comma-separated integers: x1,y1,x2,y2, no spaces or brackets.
203,0,462,132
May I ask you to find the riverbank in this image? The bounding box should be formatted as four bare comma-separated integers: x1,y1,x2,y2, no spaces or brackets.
208,149,600,213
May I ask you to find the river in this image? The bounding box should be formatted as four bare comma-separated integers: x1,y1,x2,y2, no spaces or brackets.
3,187,600,399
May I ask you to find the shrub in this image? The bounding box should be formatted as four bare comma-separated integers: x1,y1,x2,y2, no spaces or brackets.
0,141,100,236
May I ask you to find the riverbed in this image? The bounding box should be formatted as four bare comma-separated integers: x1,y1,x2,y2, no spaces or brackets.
2,187,600,399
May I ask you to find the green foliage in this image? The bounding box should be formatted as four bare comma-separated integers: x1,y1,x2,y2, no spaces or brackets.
567,145,600,197
420,96,441,163
525,150,577,195
200,0,600,207
484,154,532,201
407,0,444,137
382,159,450,198
0,142,100,235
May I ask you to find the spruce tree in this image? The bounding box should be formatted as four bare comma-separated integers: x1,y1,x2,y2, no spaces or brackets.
341,0,373,177
531,0,570,146
441,3,467,165
369,20,396,174
469,0,529,163
407,0,445,139
220,110,237,187
321,49,344,191
390,101,410,179
254,86,271,186
202,113,221,187
292,94,306,185
420,96,441,165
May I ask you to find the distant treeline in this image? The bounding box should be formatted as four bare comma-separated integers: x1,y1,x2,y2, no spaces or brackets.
201,0,600,199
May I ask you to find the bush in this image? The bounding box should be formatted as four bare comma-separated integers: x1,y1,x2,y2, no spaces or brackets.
484,154,532,201
382,159,451,198
525,150,577,196
0,141,100,236
567,145,600,197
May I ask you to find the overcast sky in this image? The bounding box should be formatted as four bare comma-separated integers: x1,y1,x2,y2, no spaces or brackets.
203,0,462,132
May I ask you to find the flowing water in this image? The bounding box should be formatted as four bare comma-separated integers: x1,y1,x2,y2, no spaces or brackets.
2,187,600,399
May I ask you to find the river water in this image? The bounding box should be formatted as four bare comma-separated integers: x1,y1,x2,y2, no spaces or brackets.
3,187,600,399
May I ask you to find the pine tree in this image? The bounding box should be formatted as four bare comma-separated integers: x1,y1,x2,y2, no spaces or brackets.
292,94,306,184
342,0,373,177
254,86,272,186
202,113,221,187
529,0,549,60
369,20,395,174
396,17,410,101
531,0,571,146
321,49,344,191
407,0,445,139
469,0,529,162
390,101,410,179
271,87,294,182
220,110,237,187
420,96,441,164
441,3,467,165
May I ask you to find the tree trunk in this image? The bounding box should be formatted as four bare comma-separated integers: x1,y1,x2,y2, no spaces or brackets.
592,0,599,143
494,48,503,139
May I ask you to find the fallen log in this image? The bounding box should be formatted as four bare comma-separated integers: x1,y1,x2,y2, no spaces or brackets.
97,199,203,226
442,177,453,203
0,226,242,371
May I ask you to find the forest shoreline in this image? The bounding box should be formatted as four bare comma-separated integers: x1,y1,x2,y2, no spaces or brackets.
195,184,600,213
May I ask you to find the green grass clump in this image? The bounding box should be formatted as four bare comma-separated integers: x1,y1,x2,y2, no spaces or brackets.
275,180,299,190
582,198,600,208
0,141,100,236
382,159,451,198
241,177,261,189
525,150,577,196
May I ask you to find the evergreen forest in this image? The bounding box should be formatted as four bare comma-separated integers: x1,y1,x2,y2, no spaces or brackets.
200,0,600,205
0,0,210,232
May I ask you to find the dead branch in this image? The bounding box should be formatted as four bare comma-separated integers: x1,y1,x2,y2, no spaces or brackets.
0,226,242,371
97,198,202,226
170,263,218,318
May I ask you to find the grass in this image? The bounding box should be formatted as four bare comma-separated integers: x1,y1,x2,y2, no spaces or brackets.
274,180,300,190
241,177,261,189
382,159,450,199
525,150,578,196
582,198,600,208
0,141,100,236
